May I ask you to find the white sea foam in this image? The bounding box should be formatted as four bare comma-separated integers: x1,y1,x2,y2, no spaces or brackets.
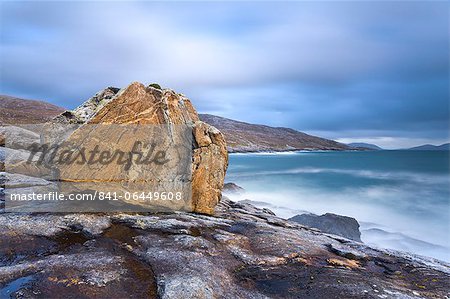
227,167,450,185
226,186,450,262
226,151,450,262
229,151,303,156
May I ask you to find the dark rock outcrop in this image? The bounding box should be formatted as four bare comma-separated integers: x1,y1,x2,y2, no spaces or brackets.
289,213,362,242
223,182,245,194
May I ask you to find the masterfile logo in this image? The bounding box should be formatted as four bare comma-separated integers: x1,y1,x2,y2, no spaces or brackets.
3,124,192,212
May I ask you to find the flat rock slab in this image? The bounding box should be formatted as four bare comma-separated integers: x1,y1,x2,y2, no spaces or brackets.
0,198,448,298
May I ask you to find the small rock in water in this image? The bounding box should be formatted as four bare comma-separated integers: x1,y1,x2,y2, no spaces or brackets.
223,182,245,194
289,212,362,242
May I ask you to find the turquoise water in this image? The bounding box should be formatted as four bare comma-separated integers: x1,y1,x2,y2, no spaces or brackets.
226,150,450,262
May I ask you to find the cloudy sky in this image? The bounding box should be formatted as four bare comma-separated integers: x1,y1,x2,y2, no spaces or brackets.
1,1,448,148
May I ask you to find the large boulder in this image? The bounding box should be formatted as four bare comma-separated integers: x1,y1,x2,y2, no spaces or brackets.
52,82,228,215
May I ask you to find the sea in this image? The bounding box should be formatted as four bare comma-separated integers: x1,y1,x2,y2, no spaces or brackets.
225,150,450,262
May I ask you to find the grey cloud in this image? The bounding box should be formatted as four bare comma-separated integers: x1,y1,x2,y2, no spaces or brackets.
0,1,448,146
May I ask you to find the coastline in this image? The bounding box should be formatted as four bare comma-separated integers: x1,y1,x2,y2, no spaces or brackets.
225,151,450,262
229,149,450,154
228,148,369,154
230,196,450,264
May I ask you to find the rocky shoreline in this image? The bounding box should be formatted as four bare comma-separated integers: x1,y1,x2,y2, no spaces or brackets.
0,197,449,298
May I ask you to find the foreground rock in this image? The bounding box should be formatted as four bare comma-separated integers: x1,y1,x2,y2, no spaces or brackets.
0,198,448,298
289,213,362,242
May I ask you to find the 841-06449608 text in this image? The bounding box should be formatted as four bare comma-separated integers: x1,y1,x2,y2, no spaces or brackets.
8,191,184,202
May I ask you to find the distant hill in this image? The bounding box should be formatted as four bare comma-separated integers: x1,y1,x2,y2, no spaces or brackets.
199,114,350,152
347,142,382,150
0,95,64,124
407,143,450,151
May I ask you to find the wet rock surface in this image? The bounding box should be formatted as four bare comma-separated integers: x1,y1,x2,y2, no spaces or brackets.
0,198,448,299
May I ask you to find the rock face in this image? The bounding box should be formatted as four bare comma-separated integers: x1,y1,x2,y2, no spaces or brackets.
199,114,350,153
52,82,228,215
289,213,362,242
0,198,448,298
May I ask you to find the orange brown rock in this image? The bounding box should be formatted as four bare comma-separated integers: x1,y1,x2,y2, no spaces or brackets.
55,82,228,214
